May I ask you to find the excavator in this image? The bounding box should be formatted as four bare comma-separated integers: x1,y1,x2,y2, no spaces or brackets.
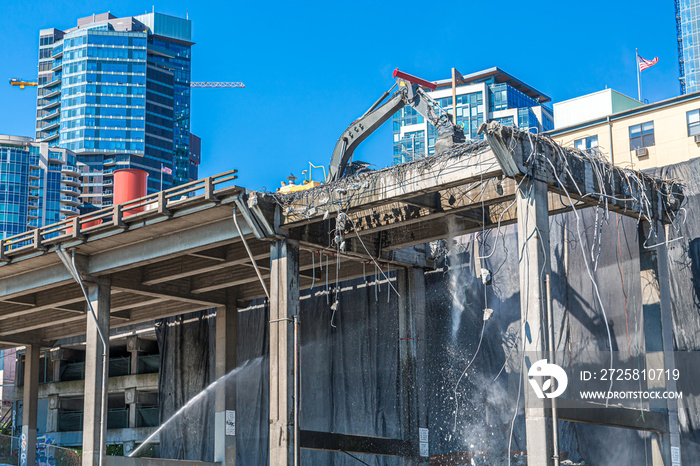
326,68,465,182
280,68,465,193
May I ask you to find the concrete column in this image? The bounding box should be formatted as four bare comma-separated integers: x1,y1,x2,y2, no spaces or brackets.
215,291,238,465
639,221,681,466
46,394,59,433
516,179,554,466
52,356,62,383
81,278,111,466
20,345,40,466
398,268,428,464
269,239,299,466
125,387,137,428
127,336,142,376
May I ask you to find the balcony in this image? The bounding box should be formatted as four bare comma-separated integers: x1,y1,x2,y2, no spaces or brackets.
51,59,62,72
43,87,61,100
60,196,80,206
41,121,60,132
39,110,60,121
104,158,116,166
28,219,41,228
61,175,80,185
60,205,80,215
61,185,80,195
103,178,113,185
39,98,61,111
40,132,59,143
61,165,80,176
41,75,62,89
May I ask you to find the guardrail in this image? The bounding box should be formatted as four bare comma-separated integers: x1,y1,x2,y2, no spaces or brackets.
0,169,239,261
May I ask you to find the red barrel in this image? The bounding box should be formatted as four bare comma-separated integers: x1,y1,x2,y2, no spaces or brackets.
114,169,149,216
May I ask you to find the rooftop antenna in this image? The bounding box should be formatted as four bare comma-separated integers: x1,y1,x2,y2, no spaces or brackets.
152,5,155,14
187,9,189,19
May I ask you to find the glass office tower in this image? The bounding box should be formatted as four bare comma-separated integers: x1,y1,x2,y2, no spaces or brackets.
35,12,197,208
0,135,79,234
677,0,700,93
392,68,553,164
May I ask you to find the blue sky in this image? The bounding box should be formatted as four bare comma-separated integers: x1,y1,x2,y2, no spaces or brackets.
0,0,680,191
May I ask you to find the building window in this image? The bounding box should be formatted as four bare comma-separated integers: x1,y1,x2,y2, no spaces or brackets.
687,109,700,136
629,122,654,150
574,136,598,150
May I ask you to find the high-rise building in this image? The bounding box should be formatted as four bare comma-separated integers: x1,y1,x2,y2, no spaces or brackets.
0,135,79,235
35,11,197,208
392,67,553,164
676,0,700,94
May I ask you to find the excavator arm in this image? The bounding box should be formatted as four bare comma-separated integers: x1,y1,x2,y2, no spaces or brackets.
326,69,465,183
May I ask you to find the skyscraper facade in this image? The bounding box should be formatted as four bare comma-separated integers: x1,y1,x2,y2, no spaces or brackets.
676,0,700,94
0,135,80,235
35,12,197,208
392,68,553,164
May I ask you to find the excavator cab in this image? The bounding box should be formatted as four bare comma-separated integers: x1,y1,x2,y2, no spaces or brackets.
326,69,465,183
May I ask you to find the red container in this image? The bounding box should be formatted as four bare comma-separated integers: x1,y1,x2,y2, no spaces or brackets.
65,216,102,235
83,217,102,228
114,169,149,217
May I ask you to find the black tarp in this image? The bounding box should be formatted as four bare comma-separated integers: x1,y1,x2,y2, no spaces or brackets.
653,159,700,460
156,311,216,460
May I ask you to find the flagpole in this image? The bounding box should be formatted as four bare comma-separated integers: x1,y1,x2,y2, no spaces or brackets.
160,164,163,191
636,48,642,102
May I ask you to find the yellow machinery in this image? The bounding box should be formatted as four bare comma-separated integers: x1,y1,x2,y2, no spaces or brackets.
277,163,325,194
9,78,37,90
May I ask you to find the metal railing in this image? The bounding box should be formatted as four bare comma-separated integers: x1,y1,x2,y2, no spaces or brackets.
0,170,239,260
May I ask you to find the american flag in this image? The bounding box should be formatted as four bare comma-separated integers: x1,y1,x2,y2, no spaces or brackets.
161,164,173,175
638,55,659,72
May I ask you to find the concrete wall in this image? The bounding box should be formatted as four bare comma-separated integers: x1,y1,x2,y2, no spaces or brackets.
551,95,700,169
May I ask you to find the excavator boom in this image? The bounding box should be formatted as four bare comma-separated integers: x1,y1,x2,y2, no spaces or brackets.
326,69,464,183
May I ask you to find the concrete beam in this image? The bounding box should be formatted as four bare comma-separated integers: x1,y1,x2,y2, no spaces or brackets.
126,335,158,354
0,214,255,301
111,275,225,306
13,373,159,400
482,122,682,224
274,143,500,227
88,216,253,275
141,241,270,286
558,400,667,432
0,286,85,321
0,309,86,336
